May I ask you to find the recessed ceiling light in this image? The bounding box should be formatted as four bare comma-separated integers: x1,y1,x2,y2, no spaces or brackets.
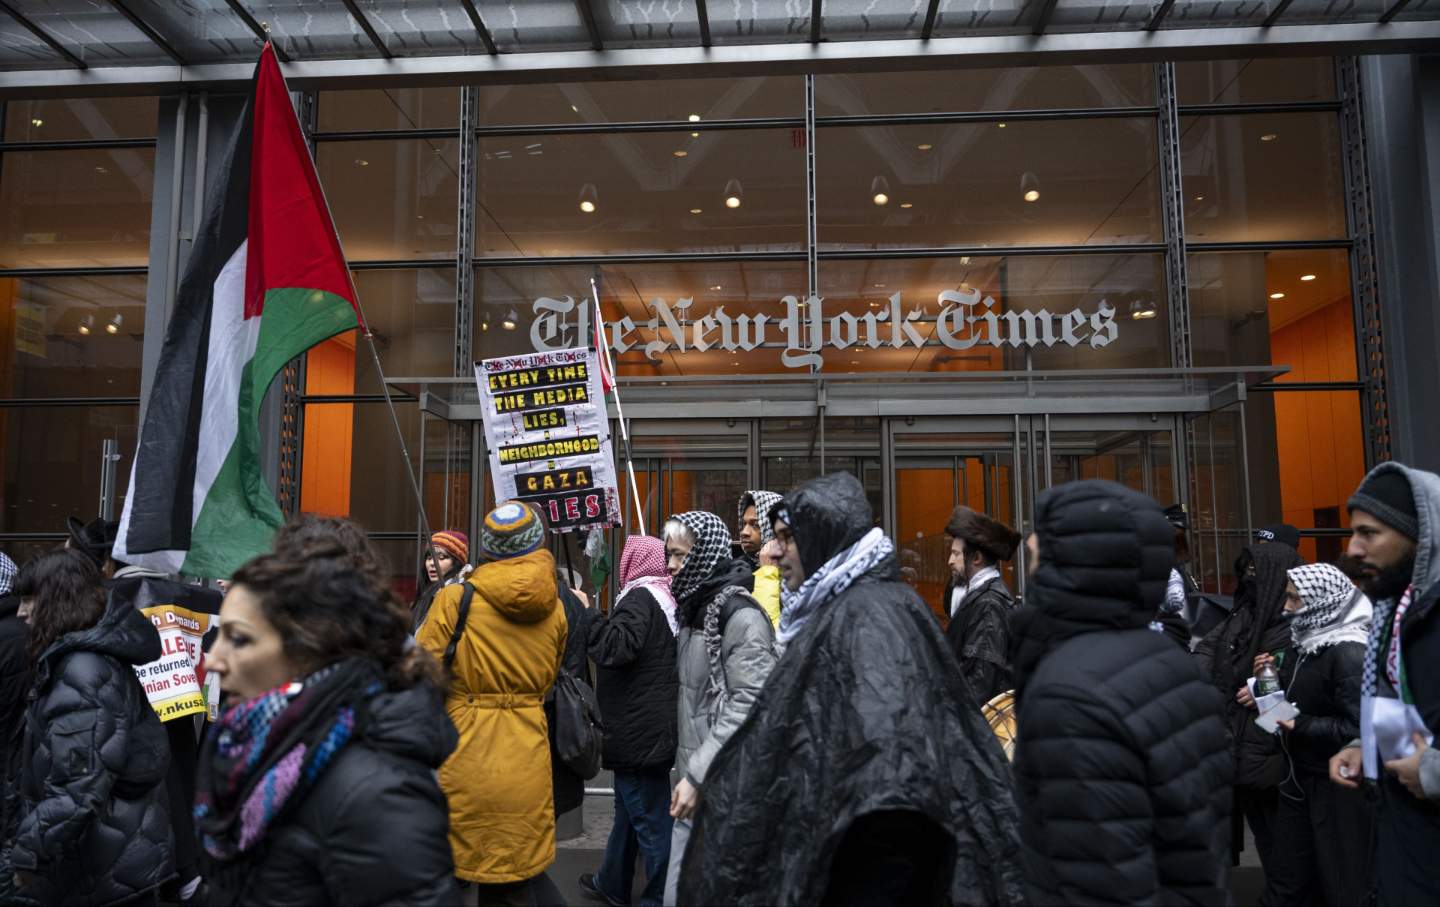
709,284,722,290
690,132,699,138
869,301,880,308
731,361,739,366
1300,274,1317,281
354,158,369,167
1024,190,1040,203
673,150,688,157
873,283,885,288
688,114,701,122
850,360,859,365
997,123,1007,129
689,208,703,214
917,143,933,151
29,117,42,128
1269,292,1285,299
900,202,913,209
1194,195,1205,202
571,105,579,113
94,165,108,174
1261,133,1278,142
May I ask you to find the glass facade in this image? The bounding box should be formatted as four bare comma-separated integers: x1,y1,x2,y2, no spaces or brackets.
0,97,155,560
0,60,1378,603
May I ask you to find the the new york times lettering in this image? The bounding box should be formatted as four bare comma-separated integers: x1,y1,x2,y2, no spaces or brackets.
493,382,589,415
496,435,602,466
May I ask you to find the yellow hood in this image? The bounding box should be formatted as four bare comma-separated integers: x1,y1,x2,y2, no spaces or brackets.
470,549,558,625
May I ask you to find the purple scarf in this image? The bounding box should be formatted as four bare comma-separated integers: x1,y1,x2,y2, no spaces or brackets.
195,658,381,859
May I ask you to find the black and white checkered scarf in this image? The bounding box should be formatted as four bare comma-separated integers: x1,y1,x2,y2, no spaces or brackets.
1287,563,1371,655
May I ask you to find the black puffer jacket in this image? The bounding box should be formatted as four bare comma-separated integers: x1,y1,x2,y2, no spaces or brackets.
681,472,1024,906
11,598,174,907
204,681,460,907
942,574,1013,704
588,585,678,772
1194,543,1304,788
1011,480,1232,906
1277,640,1365,777
0,594,29,826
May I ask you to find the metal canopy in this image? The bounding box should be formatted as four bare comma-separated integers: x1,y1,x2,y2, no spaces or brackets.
1,1,1438,95
386,366,1290,423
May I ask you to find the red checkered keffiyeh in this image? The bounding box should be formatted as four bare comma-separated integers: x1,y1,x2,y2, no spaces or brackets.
619,535,678,636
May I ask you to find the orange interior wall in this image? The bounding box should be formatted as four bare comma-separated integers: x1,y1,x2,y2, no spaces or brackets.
1270,298,1366,559
299,332,357,517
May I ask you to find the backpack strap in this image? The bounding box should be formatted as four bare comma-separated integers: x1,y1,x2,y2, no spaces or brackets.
443,583,475,671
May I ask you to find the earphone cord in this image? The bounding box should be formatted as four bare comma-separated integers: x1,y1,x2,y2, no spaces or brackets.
1277,651,1309,803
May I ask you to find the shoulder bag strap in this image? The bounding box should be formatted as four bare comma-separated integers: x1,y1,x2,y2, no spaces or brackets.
443,583,475,671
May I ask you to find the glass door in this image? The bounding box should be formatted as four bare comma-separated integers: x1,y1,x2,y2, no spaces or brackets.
889,417,1023,618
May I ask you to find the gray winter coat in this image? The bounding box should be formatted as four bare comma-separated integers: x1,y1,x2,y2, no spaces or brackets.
675,559,776,788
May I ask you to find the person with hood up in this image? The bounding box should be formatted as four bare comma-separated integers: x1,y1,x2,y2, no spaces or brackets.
415,501,568,905
1255,563,1373,907
1328,463,1440,906
661,510,775,907
942,505,1021,705
1193,539,1304,869
1010,480,1232,906
579,536,680,907
10,548,174,907
411,529,472,632
679,473,1024,907
737,490,784,627
194,540,460,907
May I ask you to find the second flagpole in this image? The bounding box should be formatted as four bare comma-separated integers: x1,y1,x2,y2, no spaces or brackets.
591,278,647,537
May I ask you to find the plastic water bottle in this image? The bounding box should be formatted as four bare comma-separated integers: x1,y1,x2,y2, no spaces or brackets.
1255,661,1281,697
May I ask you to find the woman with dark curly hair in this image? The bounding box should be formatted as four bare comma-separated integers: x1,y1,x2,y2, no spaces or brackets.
10,547,173,907
195,538,459,907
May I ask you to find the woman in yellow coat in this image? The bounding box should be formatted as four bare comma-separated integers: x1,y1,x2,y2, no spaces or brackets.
416,502,568,903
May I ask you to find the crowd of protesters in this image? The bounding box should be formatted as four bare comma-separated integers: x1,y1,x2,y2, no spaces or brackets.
0,460,1437,906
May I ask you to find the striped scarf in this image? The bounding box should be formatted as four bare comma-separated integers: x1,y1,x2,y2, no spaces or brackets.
195,658,382,859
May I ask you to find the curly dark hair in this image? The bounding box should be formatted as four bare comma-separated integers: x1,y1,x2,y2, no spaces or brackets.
230,539,441,689
15,548,107,665
272,514,391,596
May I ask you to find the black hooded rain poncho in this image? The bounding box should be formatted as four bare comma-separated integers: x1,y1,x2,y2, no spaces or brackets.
678,472,1024,907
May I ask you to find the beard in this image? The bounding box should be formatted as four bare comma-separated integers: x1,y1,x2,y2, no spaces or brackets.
1356,555,1415,602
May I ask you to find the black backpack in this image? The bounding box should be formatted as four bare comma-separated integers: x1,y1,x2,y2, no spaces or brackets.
442,584,605,780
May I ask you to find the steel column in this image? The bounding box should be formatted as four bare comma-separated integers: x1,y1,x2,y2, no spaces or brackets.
455,86,477,377
1338,57,1392,467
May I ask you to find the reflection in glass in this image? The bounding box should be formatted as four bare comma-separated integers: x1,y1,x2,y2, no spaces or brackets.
0,274,148,399
3,97,159,141
1189,249,1355,382
477,76,801,126
1176,58,1336,106
816,65,1154,117
318,88,460,132
474,130,803,257
817,119,1161,249
1180,112,1346,242
0,405,137,532
0,148,154,268
316,138,460,260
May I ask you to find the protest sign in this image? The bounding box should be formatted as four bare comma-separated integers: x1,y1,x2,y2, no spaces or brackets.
111,576,223,722
476,347,621,532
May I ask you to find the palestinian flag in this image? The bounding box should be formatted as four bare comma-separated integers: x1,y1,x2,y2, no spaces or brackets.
113,43,359,578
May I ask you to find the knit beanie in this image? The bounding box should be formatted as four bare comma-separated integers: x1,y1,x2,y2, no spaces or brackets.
479,501,545,561
1348,468,1418,540
430,530,469,563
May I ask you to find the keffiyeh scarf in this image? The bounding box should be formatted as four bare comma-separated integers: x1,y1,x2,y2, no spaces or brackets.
195,658,382,859
738,491,783,546
1288,563,1371,654
778,527,894,647
670,511,731,605
619,535,679,636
